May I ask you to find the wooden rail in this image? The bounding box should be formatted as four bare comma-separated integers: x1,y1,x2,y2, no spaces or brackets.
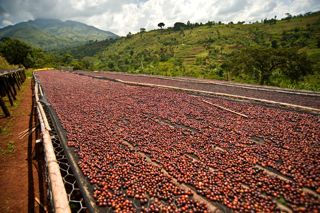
34,76,71,213
0,69,26,117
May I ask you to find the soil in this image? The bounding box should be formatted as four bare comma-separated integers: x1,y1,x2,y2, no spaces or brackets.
0,78,47,213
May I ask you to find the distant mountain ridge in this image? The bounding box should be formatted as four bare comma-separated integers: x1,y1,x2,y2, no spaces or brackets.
0,18,118,50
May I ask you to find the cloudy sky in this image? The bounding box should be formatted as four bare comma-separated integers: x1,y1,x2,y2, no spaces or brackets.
0,0,320,36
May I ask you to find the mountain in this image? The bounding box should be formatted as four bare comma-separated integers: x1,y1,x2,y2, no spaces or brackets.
0,18,118,50
56,39,117,59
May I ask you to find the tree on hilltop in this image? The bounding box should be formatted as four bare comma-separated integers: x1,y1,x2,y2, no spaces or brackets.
173,22,186,30
158,22,165,29
140,28,146,33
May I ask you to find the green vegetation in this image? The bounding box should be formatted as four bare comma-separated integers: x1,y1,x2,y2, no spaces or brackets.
54,38,117,59
0,127,9,136
0,56,18,69
0,37,58,68
25,69,34,78
0,141,15,155
84,11,320,91
0,18,118,50
228,47,312,85
0,36,115,70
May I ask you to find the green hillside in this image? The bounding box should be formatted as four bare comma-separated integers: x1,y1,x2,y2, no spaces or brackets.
86,11,320,90
55,39,117,59
0,19,118,50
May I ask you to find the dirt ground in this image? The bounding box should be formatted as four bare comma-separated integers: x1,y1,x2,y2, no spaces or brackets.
0,78,46,213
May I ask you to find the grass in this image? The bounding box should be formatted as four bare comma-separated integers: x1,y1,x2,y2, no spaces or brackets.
0,127,9,136
25,69,34,78
0,141,15,155
0,56,18,70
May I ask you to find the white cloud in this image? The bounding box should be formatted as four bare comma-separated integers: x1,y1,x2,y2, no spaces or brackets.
2,19,13,26
0,0,320,35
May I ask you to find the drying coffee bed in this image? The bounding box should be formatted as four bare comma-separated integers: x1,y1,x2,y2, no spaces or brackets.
37,70,319,212
77,71,320,110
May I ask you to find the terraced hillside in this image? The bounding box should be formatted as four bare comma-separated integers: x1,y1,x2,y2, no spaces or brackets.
89,12,320,91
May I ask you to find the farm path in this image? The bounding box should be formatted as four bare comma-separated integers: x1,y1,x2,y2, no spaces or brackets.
0,78,45,213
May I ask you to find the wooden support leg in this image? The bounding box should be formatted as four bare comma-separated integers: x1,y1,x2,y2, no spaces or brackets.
0,80,5,97
3,79,15,106
6,89,14,106
12,73,19,90
15,73,22,89
7,80,17,102
9,77,17,96
20,70,26,82
0,97,10,117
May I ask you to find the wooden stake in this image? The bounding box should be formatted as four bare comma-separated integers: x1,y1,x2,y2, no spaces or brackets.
35,197,48,212
18,127,37,139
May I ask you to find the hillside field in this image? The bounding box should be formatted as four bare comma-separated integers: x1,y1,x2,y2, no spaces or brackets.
83,12,320,90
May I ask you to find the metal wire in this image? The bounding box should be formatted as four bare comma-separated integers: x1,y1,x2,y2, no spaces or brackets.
43,107,87,213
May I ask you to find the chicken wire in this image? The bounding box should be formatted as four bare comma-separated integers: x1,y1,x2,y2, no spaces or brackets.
36,93,87,213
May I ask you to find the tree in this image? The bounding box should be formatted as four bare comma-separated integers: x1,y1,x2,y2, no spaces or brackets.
108,61,115,70
263,18,276,25
158,22,165,29
0,38,34,68
62,53,73,65
126,32,133,38
81,56,95,70
279,49,312,82
206,21,215,26
70,59,83,70
173,22,186,31
284,13,292,20
0,37,56,68
271,40,278,48
228,47,312,85
140,28,146,38
140,28,146,33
